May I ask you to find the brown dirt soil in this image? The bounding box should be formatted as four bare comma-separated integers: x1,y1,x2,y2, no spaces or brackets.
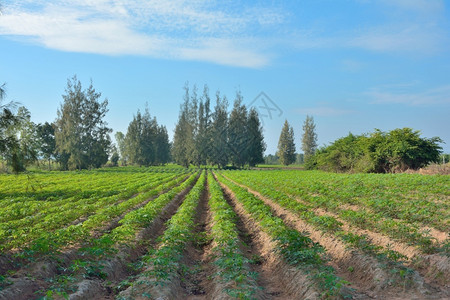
404,163,450,175
311,207,450,287
117,174,211,300
0,175,195,300
67,175,198,300
318,199,448,244
217,175,321,300
0,174,190,278
221,174,449,300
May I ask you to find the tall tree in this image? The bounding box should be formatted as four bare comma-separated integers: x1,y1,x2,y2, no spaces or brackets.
0,83,19,158
209,92,229,168
228,92,248,168
172,84,196,168
155,125,171,165
55,76,111,170
124,107,167,166
37,122,56,170
301,115,318,160
4,107,40,172
194,85,212,166
114,131,126,165
247,107,266,167
124,111,143,165
0,84,37,173
277,120,296,165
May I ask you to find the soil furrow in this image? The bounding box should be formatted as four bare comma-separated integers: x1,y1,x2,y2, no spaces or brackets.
216,175,321,300
67,174,199,300
328,202,447,244
222,174,447,299
0,175,196,300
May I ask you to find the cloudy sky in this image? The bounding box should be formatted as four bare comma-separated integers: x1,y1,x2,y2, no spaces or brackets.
1,0,449,153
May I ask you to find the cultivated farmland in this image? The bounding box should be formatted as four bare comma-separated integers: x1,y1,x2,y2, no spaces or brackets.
0,167,448,299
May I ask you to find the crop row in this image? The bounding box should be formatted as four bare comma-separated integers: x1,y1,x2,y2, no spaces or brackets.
207,172,257,299
46,171,200,291
0,167,173,202
277,170,448,230
215,172,346,298
0,171,176,227
224,170,448,253
0,171,199,298
116,171,206,299
1,171,190,256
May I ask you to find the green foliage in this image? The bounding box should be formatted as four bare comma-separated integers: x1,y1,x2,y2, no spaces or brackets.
307,128,442,173
55,76,112,170
277,120,296,165
208,172,258,298
172,84,265,168
36,122,57,170
301,115,318,161
172,84,196,168
247,108,266,167
209,91,229,168
111,151,119,166
0,168,188,254
0,96,40,173
216,172,345,297
147,171,206,284
228,93,249,168
123,106,170,166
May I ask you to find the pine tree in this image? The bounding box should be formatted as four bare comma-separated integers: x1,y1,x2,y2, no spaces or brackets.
37,122,56,170
247,107,266,167
172,84,195,168
124,106,168,166
228,92,248,168
277,120,296,165
301,115,318,160
55,76,111,170
194,85,211,167
209,91,229,168
114,131,126,165
155,125,170,165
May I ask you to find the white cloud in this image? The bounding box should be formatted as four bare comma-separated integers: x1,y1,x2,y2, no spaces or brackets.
0,0,283,67
367,85,450,106
349,24,445,54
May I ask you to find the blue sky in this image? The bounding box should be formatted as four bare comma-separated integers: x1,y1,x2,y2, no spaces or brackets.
1,0,449,154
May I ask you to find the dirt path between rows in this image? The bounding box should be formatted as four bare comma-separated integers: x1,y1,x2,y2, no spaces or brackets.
216,173,321,299
0,175,196,300
220,174,449,299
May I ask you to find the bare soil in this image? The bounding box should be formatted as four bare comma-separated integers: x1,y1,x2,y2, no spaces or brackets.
217,175,321,300
221,174,450,299
0,175,195,300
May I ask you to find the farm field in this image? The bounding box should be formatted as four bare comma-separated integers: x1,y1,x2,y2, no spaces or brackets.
0,167,448,299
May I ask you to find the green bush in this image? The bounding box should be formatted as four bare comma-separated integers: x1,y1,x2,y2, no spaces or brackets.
306,128,442,173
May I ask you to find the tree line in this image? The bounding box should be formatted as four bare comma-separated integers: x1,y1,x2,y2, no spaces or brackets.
171,84,266,168
1,76,170,172
1,77,443,173
275,116,318,166
0,78,265,172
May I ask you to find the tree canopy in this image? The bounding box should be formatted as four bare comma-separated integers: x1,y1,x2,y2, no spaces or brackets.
171,84,265,168
306,128,443,173
277,120,296,165
301,115,318,161
55,76,112,170
121,106,170,166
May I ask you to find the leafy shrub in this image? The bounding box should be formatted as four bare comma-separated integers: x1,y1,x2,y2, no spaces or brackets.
306,128,442,173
